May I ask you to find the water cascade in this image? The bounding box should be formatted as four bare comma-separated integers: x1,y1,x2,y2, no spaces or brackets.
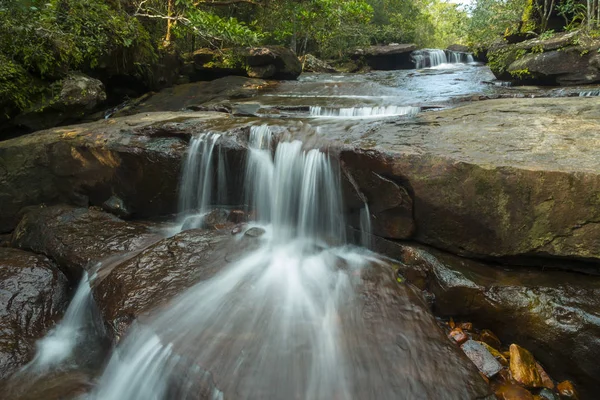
179,133,223,230
309,105,420,118
579,90,600,97
360,202,372,249
412,49,474,68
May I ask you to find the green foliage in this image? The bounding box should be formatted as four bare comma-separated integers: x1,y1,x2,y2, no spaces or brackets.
556,0,586,31
465,0,529,45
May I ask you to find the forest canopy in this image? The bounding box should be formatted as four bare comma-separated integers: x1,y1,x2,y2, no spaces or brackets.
1,0,598,119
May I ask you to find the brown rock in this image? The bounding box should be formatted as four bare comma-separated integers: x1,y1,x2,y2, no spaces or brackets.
495,383,534,400
557,380,579,399
11,205,162,281
458,322,473,331
480,329,501,349
0,248,69,379
536,363,555,390
449,328,469,345
510,344,543,388
372,238,600,398
93,229,261,339
461,339,503,377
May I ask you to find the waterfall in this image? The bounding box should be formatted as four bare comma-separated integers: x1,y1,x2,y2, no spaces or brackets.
20,271,104,372
87,128,379,400
178,133,225,230
360,202,372,249
309,105,420,118
579,90,600,97
412,49,474,68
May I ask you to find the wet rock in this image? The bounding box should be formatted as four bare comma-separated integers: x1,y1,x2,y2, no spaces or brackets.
479,341,508,366
244,227,266,238
342,97,600,264
449,328,469,345
489,32,600,85
458,322,473,331
460,340,503,378
13,73,106,132
0,248,70,379
480,329,502,350
181,209,231,231
102,195,130,218
1,370,93,400
495,383,534,400
538,388,559,400
510,344,543,388
300,54,337,73
447,44,470,53
0,110,250,233
11,205,162,281
556,380,578,399
243,46,302,80
536,363,555,390
112,76,273,116
351,44,418,70
373,239,600,397
227,210,247,224
93,229,261,339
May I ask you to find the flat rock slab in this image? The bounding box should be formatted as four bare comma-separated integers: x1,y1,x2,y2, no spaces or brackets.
342,97,600,263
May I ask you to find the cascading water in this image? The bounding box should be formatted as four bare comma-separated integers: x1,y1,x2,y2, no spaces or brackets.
178,133,223,230
412,49,474,68
360,202,372,249
309,105,420,118
580,90,600,97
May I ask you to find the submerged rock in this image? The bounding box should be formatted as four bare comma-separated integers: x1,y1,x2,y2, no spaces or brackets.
11,205,162,281
374,238,600,397
0,248,69,380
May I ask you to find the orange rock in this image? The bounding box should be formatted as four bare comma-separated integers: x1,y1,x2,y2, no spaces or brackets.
495,383,534,400
480,329,502,349
449,317,456,329
509,344,543,388
449,328,469,345
535,363,554,390
557,380,579,399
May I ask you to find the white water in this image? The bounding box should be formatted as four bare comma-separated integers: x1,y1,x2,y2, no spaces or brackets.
360,202,372,249
309,105,420,118
22,272,94,371
178,133,223,230
580,90,600,97
412,49,474,69
88,128,383,400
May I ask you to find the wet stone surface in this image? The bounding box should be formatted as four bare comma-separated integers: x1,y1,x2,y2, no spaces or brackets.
0,248,70,380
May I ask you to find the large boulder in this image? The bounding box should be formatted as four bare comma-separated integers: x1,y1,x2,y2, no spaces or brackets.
13,73,106,132
300,54,337,73
0,248,70,380
351,44,418,70
11,205,163,281
488,31,600,85
341,97,600,266
0,111,244,233
244,46,302,80
93,228,260,340
373,238,600,398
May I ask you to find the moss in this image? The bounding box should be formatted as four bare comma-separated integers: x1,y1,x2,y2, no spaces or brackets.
509,68,532,79
520,0,538,33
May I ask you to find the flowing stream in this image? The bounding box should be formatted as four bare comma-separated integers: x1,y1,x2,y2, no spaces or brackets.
9,59,509,399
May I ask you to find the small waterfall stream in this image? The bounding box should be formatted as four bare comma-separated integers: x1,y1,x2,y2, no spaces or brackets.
412,49,475,68
310,105,420,118
88,128,374,399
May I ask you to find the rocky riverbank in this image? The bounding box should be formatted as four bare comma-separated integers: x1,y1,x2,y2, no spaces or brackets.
1,94,599,397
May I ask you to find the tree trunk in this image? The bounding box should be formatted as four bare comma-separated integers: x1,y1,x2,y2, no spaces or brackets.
165,0,174,44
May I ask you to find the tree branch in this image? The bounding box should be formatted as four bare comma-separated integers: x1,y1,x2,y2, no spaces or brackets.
193,0,261,6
